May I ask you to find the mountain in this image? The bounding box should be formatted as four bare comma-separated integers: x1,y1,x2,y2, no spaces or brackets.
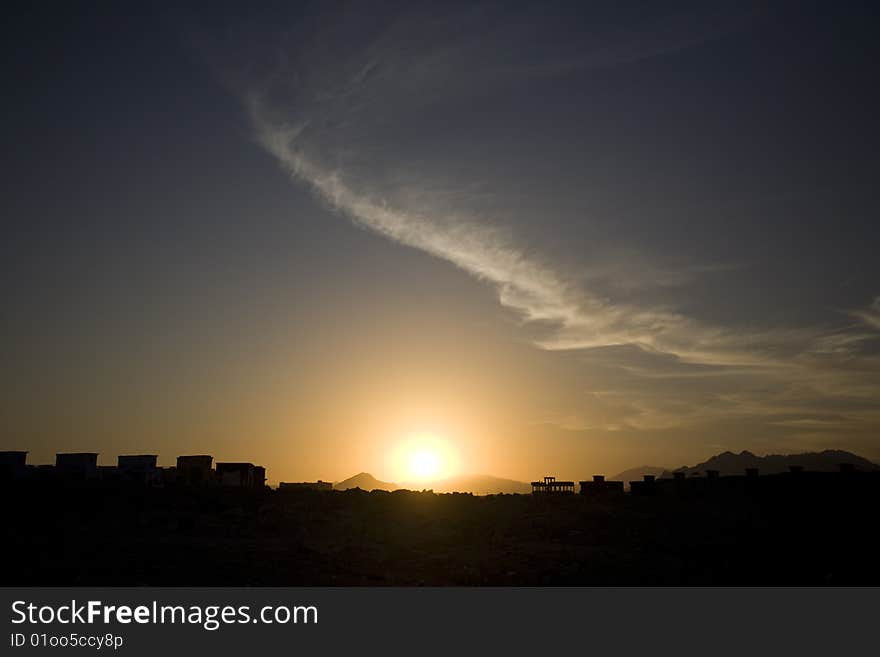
663,449,879,478
334,472,398,491
334,472,531,494
610,466,669,491
422,474,532,495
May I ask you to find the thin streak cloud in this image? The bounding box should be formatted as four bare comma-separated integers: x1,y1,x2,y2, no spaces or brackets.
853,297,880,331
231,3,879,440
248,95,726,363
249,95,872,374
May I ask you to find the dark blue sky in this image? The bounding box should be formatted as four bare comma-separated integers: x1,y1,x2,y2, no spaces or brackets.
3,1,879,479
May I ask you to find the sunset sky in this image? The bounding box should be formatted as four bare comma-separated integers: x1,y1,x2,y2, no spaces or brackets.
3,1,879,484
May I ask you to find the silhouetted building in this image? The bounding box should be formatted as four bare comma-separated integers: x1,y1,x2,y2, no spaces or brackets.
630,474,657,496
662,470,699,496
55,453,98,478
118,455,157,469
176,455,213,485
279,480,333,491
118,454,160,485
0,451,27,467
579,474,624,497
531,476,575,494
98,465,120,481
217,462,259,487
0,451,28,480
254,466,266,488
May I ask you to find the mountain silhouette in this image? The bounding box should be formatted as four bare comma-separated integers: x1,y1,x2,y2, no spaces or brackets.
663,449,879,478
420,474,532,495
334,472,398,491
333,472,531,494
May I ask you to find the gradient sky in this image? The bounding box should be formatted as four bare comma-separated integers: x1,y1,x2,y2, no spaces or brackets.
3,1,879,483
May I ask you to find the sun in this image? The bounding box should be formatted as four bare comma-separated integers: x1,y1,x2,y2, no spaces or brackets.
391,432,459,483
408,449,441,479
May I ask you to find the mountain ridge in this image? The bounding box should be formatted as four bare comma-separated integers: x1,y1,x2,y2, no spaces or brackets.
334,472,398,491
333,472,532,494
413,473,532,495
662,449,879,478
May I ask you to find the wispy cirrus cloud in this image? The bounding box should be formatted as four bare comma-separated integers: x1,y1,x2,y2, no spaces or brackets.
223,2,880,440
853,297,880,331
249,96,751,365
249,94,877,375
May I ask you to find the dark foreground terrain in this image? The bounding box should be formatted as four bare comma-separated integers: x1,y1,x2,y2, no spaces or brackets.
4,475,879,585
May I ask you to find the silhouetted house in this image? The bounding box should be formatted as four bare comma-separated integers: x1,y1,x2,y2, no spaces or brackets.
279,480,333,491
704,469,721,491
658,470,701,496
98,465,121,482
55,453,98,479
31,464,55,481
176,455,214,485
0,451,27,468
0,451,28,480
117,454,160,485
630,474,657,496
216,462,259,487
580,474,624,497
254,466,266,488
531,476,575,494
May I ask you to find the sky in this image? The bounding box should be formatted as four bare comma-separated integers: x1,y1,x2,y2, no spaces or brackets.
2,1,879,484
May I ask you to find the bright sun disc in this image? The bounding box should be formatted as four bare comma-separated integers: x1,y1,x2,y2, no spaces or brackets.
392,433,459,482
409,450,440,479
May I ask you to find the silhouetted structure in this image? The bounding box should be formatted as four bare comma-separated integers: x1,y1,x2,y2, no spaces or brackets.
280,480,333,491
176,455,214,484
629,474,657,496
531,476,575,494
579,474,624,497
118,454,160,485
0,451,28,480
216,462,265,487
55,452,98,479
3,446,876,504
